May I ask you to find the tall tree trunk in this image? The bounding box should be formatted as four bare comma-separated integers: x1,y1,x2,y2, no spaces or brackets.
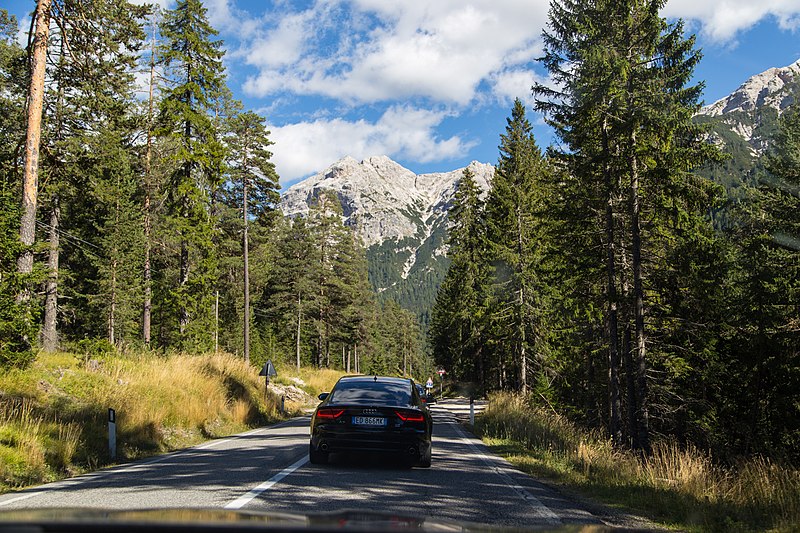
602,119,623,446
517,205,527,393
620,226,638,447
243,165,250,365
109,259,117,345
17,0,52,306
179,164,190,341
42,199,59,352
296,291,301,370
142,14,157,347
629,129,650,453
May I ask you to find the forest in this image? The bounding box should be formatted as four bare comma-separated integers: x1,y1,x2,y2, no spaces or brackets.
2,0,798,466
0,0,427,378
430,0,799,462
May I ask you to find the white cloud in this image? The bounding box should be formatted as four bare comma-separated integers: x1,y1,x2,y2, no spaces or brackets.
268,106,474,183
664,0,800,42
246,12,310,69
241,0,549,105
490,69,543,107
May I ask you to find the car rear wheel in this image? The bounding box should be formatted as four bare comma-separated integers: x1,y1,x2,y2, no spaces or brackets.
309,443,328,465
418,443,432,468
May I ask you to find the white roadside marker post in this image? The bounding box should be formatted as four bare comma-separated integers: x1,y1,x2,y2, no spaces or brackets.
108,408,116,460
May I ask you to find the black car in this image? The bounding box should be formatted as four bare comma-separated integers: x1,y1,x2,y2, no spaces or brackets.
415,384,436,405
309,376,432,467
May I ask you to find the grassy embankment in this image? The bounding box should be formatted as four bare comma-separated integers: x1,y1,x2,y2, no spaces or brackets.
476,393,800,532
0,350,344,493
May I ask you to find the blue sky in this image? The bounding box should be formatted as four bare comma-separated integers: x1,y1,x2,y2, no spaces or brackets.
7,0,800,187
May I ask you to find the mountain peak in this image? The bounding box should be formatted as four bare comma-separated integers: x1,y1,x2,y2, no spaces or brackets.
699,60,800,117
280,155,493,247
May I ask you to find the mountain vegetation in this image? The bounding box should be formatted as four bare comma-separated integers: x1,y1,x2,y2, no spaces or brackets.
1,0,797,474
430,0,799,463
0,1,427,378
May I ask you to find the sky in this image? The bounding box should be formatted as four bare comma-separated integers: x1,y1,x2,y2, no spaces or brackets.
7,0,800,188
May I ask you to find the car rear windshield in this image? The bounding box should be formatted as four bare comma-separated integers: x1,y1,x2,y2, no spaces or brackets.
329,380,412,406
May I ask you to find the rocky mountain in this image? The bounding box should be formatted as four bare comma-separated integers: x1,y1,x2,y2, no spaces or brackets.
694,60,800,197
280,156,494,323
278,62,800,322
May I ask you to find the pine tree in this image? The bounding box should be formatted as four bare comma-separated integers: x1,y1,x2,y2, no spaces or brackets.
221,110,280,364
156,0,227,349
535,0,722,450
483,99,551,393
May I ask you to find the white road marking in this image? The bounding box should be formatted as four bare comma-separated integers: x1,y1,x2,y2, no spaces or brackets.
0,418,309,508
0,492,42,507
450,419,562,525
223,455,309,510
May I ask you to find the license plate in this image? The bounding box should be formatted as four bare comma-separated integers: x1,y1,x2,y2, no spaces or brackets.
352,416,386,426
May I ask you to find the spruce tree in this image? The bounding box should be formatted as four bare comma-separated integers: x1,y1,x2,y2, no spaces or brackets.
430,167,490,389
484,99,550,393
0,11,35,367
535,0,722,450
156,0,227,349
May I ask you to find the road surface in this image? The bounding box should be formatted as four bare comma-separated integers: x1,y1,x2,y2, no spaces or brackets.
0,399,642,529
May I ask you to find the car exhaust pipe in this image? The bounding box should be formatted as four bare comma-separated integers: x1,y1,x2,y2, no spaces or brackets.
320,443,329,452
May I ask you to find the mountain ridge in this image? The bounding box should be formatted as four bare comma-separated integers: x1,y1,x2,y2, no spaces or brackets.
279,156,494,322
279,60,800,319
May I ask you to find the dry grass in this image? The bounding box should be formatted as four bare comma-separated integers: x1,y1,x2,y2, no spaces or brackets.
0,351,289,492
477,392,800,532
273,364,347,399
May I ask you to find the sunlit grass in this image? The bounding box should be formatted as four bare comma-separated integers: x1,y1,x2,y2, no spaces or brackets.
477,392,800,532
0,350,315,492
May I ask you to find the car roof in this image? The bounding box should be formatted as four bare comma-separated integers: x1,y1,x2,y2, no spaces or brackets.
336,375,412,385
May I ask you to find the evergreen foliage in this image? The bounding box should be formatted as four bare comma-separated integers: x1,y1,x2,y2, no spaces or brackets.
156,0,226,349
0,0,797,467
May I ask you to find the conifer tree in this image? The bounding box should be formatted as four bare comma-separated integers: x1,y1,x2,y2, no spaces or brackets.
430,167,489,389
535,0,722,450
484,99,550,393
156,0,227,349
0,10,34,367
222,110,280,363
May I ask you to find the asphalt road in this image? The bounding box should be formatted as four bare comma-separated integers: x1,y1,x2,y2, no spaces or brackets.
0,399,638,529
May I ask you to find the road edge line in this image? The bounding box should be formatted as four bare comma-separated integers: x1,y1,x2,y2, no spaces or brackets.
450,419,562,525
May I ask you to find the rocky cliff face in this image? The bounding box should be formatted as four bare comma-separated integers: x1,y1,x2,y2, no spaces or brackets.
280,156,494,320
696,60,800,156
281,155,492,248
694,60,800,200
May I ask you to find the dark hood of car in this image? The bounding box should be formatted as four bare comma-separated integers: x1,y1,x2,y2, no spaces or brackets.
0,508,632,533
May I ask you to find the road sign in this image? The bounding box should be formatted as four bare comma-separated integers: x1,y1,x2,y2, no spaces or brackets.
259,360,278,399
437,368,446,376
259,360,278,377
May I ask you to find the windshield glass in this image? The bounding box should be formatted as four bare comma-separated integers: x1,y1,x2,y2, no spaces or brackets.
328,380,412,406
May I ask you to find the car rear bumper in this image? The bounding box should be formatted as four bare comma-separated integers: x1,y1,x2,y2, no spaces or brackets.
311,427,430,456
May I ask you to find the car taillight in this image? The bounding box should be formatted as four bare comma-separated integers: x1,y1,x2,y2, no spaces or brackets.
316,408,345,419
394,410,425,422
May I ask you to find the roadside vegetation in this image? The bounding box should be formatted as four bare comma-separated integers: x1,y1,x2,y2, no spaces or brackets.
477,393,800,532
0,349,343,493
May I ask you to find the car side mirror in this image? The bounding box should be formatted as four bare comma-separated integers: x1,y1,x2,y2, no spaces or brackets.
318,392,329,401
